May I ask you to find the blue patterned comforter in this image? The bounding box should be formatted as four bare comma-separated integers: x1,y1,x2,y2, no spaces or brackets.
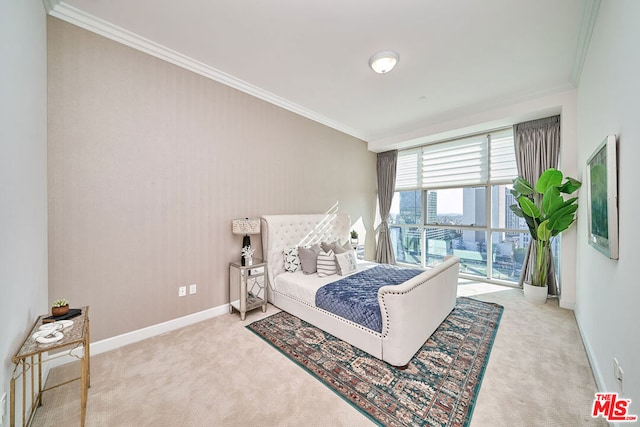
314,265,423,333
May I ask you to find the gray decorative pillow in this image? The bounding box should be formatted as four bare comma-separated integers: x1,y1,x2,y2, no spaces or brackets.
298,244,321,274
317,250,337,277
335,250,357,275
333,244,347,254
283,247,300,272
320,240,338,253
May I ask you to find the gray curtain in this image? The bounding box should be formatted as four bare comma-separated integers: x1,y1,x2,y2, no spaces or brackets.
376,150,397,264
514,115,561,295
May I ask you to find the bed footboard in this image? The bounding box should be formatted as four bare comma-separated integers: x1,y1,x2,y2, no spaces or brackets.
378,256,460,366
260,214,460,368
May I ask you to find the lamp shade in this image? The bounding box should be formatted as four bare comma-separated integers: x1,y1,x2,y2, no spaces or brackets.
232,218,261,235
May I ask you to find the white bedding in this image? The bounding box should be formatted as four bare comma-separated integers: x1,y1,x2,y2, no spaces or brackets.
273,261,376,305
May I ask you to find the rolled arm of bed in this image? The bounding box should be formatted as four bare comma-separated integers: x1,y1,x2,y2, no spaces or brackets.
378,256,460,366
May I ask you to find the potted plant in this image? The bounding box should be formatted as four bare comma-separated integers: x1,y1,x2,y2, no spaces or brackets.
350,230,359,247
52,298,70,316
509,168,581,304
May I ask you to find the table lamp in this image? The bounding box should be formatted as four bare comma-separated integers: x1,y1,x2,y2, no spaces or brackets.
232,218,261,265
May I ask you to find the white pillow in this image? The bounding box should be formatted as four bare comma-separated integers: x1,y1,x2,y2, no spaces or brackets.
316,250,337,277
335,250,357,275
283,247,300,272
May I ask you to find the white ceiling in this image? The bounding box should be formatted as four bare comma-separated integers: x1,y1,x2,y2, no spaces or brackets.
46,0,597,152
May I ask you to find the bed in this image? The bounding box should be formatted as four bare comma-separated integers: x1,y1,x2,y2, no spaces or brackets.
260,213,460,367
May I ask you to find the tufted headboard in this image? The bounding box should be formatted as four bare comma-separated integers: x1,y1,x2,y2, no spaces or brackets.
261,214,351,292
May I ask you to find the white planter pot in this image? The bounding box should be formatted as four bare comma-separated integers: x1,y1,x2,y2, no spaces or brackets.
523,282,548,305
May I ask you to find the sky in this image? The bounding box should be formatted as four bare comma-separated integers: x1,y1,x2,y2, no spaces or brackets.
436,189,463,215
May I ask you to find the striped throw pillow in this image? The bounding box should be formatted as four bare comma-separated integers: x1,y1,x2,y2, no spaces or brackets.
316,250,337,277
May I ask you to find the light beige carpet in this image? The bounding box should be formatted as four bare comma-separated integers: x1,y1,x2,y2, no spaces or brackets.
32,282,606,426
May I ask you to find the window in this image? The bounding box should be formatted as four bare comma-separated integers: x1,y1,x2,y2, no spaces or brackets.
390,129,526,284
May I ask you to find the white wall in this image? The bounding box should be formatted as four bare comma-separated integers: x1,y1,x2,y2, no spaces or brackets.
0,0,48,424
576,0,639,406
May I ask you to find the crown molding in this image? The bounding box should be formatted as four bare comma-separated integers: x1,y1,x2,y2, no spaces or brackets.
42,0,60,13
45,1,366,142
571,0,601,86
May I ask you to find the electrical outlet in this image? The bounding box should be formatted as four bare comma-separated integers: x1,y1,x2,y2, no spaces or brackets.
189,283,197,295
613,358,624,393
178,286,186,297
617,366,624,393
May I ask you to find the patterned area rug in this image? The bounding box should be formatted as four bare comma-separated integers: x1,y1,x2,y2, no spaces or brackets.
247,297,503,427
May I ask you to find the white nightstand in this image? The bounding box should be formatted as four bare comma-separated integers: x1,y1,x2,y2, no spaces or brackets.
229,259,267,320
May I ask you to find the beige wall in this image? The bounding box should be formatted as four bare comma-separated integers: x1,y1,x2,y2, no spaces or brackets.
47,17,377,342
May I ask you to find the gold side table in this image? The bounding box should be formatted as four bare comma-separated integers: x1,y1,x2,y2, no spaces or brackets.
229,259,267,320
10,306,90,427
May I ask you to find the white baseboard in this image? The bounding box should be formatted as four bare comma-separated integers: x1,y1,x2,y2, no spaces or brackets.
575,312,606,392
559,298,575,310
574,314,623,426
48,303,229,369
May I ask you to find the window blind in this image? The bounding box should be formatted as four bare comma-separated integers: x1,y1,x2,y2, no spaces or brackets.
395,148,420,190
489,129,518,182
395,128,516,189
422,135,488,187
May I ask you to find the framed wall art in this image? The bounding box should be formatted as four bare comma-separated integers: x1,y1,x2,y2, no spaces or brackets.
586,134,619,259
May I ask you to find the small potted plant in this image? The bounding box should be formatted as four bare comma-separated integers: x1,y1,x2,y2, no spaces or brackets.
350,230,359,247
52,299,70,316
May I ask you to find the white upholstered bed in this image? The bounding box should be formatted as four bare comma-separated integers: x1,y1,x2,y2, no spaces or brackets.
260,213,460,367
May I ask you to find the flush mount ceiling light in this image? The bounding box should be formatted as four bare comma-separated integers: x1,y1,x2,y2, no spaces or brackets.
368,50,399,74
